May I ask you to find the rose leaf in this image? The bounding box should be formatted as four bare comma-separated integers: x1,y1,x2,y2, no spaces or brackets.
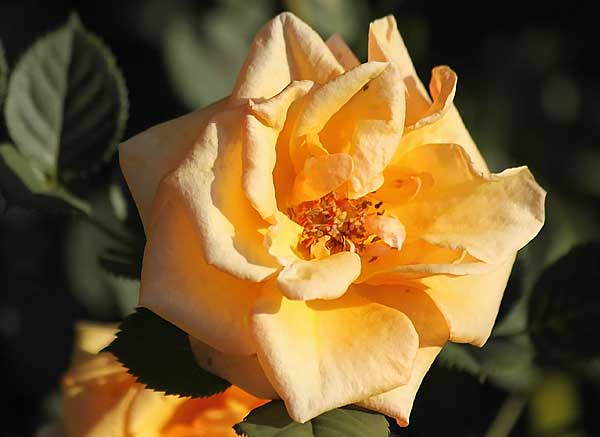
234,400,390,437
105,307,231,398
0,142,90,214
4,13,128,180
528,242,600,367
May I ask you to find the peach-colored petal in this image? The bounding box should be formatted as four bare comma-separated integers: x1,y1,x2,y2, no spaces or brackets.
326,33,360,71
231,12,344,103
406,66,457,130
422,256,515,346
141,183,260,355
277,251,361,300
365,215,406,249
291,153,354,203
119,98,227,230
244,80,315,221
389,144,546,264
153,108,279,282
251,284,419,423
264,211,303,266
368,15,488,171
189,337,278,399
290,61,405,199
358,346,442,427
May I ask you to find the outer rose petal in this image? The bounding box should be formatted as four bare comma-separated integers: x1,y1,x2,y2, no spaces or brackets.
358,346,442,427
119,98,227,230
231,12,344,103
153,107,279,282
277,251,361,300
423,256,516,346
389,144,546,264
354,284,448,425
368,15,488,172
326,33,360,71
251,284,419,423
141,183,260,355
244,80,315,221
189,337,278,399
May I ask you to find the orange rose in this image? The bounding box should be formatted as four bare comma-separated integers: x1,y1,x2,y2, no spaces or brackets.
119,13,545,425
55,322,264,436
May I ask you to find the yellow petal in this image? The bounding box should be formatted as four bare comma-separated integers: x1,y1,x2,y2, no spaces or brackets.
264,211,303,266
126,389,185,436
119,98,227,231
189,336,278,399
291,153,354,203
326,33,360,70
141,185,260,355
251,284,419,422
70,321,117,366
357,346,442,426
389,144,546,264
151,107,279,282
231,12,344,103
244,81,315,221
422,256,515,346
406,66,457,130
277,251,361,300
294,61,406,198
368,16,430,126
368,15,488,172
365,215,406,249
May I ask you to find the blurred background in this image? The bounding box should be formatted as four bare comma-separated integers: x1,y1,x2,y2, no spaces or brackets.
1,0,599,436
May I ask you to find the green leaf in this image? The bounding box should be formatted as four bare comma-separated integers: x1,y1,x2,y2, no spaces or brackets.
528,242,600,366
0,142,90,214
99,246,142,279
0,40,7,106
4,13,128,180
234,401,390,437
106,307,231,397
438,338,541,393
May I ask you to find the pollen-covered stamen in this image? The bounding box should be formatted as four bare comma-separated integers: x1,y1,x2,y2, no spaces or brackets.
289,192,377,257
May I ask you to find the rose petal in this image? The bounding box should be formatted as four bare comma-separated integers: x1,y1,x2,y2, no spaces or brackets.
357,346,442,427
231,12,344,103
389,144,546,264
119,98,227,230
359,240,492,284
290,61,405,199
368,15,488,172
277,251,361,300
406,66,457,130
251,284,419,423
422,256,515,346
365,215,406,249
264,211,304,266
141,185,260,355
189,337,278,399
291,153,354,203
153,108,279,282
326,33,360,71
244,81,315,221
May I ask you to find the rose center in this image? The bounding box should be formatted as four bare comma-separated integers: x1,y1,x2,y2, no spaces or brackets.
288,192,376,257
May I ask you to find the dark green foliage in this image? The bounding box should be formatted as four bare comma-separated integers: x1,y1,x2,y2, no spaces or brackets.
105,307,231,397
234,401,390,437
4,14,127,181
529,242,600,366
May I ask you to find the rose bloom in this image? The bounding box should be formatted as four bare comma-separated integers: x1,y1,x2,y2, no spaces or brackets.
40,323,264,437
119,13,545,425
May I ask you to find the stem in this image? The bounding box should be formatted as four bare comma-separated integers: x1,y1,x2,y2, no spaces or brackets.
83,213,134,247
485,394,527,437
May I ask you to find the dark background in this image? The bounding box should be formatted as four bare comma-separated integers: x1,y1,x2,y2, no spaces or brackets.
1,1,599,436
